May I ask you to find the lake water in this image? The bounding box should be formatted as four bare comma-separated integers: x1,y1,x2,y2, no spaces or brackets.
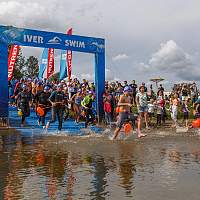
0,131,200,200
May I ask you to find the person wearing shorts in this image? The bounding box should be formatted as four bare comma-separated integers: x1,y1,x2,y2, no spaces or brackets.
111,86,132,140
136,85,149,137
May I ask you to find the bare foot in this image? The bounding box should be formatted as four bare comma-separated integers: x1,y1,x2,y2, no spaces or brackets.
138,133,147,138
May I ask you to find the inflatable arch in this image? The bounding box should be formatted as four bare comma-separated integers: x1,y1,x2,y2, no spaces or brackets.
0,25,105,122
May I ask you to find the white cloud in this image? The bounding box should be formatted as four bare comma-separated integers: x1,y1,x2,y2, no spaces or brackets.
112,54,129,61
1,0,200,83
81,73,94,82
105,68,114,81
140,40,200,81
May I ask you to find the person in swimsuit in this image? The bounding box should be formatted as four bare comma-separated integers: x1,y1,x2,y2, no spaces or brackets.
170,93,180,128
71,89,83,123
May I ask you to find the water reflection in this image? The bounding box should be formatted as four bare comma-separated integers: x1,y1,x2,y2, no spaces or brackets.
1,133,200,200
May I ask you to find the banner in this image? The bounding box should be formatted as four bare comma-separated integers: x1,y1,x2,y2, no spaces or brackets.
67,28,72,81
38,48,48,79
46,48,54,79
0,25,105,54
59,50,67,80
8,45,20,81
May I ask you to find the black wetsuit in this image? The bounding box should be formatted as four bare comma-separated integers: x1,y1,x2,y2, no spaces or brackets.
17,91,31,124
34,91,51,125
48,91,65,130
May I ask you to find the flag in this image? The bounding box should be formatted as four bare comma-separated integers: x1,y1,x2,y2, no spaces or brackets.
67,28,72,81
8,45,20,81
59,50,67,80
47,48,54,79
38,48,48,79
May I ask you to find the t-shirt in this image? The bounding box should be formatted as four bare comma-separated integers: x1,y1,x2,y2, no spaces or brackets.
136,92,148,107
104,101,111,113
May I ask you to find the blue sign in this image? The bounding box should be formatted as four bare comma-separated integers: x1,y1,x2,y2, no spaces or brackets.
0,25,105,53
0,25,105,122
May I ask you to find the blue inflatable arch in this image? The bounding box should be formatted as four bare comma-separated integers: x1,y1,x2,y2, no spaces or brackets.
0,25,105,122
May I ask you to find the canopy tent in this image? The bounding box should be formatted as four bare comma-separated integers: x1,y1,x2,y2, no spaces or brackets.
150,77,164,87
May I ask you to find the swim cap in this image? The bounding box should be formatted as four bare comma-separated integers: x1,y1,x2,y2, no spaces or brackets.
22,84,27,89
123,86,131,92
57,84,63,88
44,86,49,91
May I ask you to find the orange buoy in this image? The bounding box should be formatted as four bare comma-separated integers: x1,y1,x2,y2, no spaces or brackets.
192,120,200,128
116,107,120,113
36,107,45,117
124,123,132,135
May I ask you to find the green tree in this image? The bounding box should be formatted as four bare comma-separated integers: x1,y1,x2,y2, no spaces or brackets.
24,56,39,78
13,48,26,80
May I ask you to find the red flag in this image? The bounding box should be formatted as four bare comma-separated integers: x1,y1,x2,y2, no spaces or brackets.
47,48,54,79
8,45,20,81
67,28,72,81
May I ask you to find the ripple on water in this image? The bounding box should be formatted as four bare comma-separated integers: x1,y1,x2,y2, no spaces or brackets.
1,132,200,200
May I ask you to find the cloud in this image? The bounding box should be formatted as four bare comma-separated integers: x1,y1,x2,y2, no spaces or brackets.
112,54,129,61
105,68,114,81
1,0,200,83
140,40,200,81
81,73,94,81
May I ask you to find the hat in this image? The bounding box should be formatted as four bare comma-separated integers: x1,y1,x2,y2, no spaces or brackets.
22,84,27,89
44,86,49,91
123,86,131,92
38,81,42,86
57,84,63,88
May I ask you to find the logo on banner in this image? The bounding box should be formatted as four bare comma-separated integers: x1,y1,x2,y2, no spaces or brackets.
8,45,20,81
47,37,62,44
61,53,66,60
91,42,105,49
47,48,54,79
42,58,48,64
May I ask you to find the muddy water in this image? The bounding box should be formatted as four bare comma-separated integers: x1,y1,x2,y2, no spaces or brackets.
0,132,200,200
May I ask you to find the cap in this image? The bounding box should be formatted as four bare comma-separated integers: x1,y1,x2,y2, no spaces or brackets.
57,84,63,88
123,86,131,92
38,81,42,86
22,84,27,89
44,86,49,91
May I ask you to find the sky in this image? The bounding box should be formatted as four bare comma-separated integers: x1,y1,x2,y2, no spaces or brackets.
1,0,200,90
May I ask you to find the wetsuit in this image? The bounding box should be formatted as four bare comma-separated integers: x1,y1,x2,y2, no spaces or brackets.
17,91,31,124
48,91,65,130
81,95,95,128
34,91,51,125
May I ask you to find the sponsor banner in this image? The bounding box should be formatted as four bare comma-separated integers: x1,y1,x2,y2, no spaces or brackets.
47,48,54,79
8,45,20,81
59,50,67,80
0,25,105,54
67,28,72,81
38,48,48,79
